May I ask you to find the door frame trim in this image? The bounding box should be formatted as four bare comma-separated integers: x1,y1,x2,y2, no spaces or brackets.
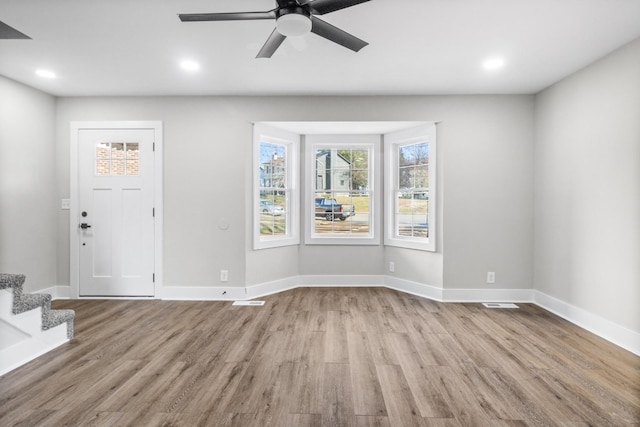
70,121,163,298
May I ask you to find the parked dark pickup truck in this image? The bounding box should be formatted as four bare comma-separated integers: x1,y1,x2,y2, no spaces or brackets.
315,198,355,221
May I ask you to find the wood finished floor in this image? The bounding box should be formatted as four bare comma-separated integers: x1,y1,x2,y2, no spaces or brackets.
1,287,638,426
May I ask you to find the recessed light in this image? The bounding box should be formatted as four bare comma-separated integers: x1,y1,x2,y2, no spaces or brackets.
180,60,200,71
483,57,505,70
35,69,56,79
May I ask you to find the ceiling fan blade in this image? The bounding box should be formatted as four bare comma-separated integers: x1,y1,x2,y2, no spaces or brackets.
308,0,370,15
179,11,276,22
310,16,368,52
0,21,31,39
256,29,287,58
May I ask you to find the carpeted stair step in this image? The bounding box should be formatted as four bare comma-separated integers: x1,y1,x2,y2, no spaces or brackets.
12,292,49,314
0,273,75,339
42,308,75,339
0,272,25,292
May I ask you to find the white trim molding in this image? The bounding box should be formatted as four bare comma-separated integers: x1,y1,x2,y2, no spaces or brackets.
533,290,640,356
442,287,535,303
161,285,245,301
385,276,443,301
37,286,72,300
246,276,300,300
299,275,385,287
41,277,639,356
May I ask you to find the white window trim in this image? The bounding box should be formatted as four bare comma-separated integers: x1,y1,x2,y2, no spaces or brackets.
384,123,437,251
305,134,381,245
253,123,300,250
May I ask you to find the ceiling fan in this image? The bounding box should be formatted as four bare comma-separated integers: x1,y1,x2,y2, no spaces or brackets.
0,21,31,39
178,0,370,58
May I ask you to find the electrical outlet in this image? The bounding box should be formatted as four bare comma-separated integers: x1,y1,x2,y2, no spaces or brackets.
389,262,395,273
220,270,229,282
487,271,495,284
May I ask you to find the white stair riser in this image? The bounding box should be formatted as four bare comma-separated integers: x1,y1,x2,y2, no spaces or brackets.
0,291,44,337
0,323,69,376
0,318,31,351
0,288,71,377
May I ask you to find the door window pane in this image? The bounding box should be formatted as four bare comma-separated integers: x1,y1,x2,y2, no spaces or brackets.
96,143,111,176
111,160,125,176
125,143,139,175
95,142,140,176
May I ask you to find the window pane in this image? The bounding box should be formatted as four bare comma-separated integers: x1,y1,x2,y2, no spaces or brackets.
126,143,139,159
112,143,125,159
271,172,285,188
96,143,110,176
126,159,139,176
259,142,288,238
314,193,370,235
111,159,125,176
312,144,372,238
261,142,287,189
351,149,368,169
399,145,415,167
414,165,429,188
398,165,412,189
96,143,110,159
414,143,429,165
396,192,429,238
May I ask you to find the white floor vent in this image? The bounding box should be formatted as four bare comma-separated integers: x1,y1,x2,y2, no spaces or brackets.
482,303,519,309
232,300,265,306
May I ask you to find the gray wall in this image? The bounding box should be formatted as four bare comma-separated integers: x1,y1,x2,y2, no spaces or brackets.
0,76,57,292
534,38,640,332
54,95,535,291
3,39,635,335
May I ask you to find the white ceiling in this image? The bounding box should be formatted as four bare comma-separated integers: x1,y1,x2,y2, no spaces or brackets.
1,0,639,97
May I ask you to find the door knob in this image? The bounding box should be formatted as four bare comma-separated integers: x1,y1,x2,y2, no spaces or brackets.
79,223,92,229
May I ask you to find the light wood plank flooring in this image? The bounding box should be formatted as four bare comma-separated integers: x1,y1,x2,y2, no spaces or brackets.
1,287,638,426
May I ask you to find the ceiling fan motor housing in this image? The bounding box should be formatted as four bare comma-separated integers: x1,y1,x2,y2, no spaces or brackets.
275,6,312,37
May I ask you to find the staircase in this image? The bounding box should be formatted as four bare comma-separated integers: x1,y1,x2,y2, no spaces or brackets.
0,273,75,377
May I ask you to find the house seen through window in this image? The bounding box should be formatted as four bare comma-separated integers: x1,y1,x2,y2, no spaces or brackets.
253,123,300,250
385,123,437,251
314,147,369,234
259,142,287,237
306,135,379,245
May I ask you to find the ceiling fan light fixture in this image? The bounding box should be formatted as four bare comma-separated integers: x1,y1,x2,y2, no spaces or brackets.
276,13,311,37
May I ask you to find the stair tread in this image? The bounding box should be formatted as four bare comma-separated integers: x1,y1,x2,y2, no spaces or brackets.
0,273,26,290
12,293,50,314
43,309,75,327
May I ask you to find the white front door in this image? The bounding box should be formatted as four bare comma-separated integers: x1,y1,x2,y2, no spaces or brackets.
77,128,156,297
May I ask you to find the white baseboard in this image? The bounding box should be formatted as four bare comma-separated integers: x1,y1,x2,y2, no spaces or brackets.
40,277,639,356
299,274,385,287
37,285,71,300
160,285,245,301
385,276,443,301
442,287,534,303
246,276,299,300
533,290,640,356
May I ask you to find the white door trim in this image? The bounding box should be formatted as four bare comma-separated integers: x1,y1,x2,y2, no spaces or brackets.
70,121,163,298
